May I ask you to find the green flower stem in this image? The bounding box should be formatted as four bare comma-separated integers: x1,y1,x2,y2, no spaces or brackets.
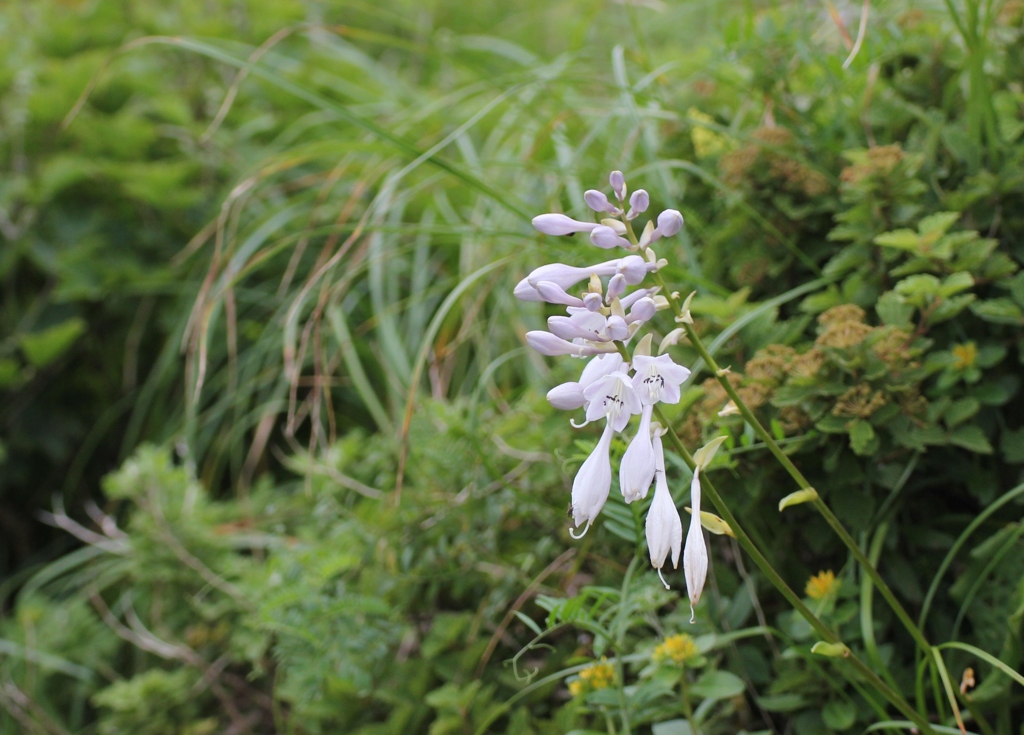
653,408,936,735
679,669,698,734
648,268,933,656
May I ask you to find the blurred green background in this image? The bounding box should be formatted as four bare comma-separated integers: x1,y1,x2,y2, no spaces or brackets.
2,0,1024,733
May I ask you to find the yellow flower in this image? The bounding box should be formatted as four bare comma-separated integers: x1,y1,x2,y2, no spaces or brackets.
570,658,615,696
689,108,729,158
653,633,700,665
805,570,839,600
952,342,977,370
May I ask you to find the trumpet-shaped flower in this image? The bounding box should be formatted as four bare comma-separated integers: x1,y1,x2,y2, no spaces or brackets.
532,213,601,236
570,421,614,537
646,433,682,588
620,404,656,502
683,467,708,622
632,354,692,405
582,371,640,432
545,354,625,411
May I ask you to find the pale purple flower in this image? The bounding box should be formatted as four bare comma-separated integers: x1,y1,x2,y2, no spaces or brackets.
547,382,586,410
583,292,604,311
525,331,614,357
627,190,649,220
626,297,657,324
532,213,601,236
590,225,631,250
582,371,641,432
654,209,684,238
606,274,627,303
609,170,627,201
632,354,691,405
535,281,584,307
584,190,622,215
620,287,659,309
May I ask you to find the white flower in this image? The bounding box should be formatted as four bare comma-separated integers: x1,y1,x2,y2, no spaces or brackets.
646,433,682,588
626,190,649,220
546,354,625,412
620,404,656,502
546,382,586,410
683,466,708,622
584,190,622,215
590,225,631,250
632,354,692,405
570,422,613,537
582,371,640,432
532,213,601,236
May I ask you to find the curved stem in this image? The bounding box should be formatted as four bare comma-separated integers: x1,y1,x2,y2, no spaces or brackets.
649,268,933,656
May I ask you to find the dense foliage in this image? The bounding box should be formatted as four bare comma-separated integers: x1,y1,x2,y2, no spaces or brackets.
2,0,1024,733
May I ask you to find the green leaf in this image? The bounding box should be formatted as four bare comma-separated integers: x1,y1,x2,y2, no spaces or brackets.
918,211,961,235
756,694,807,712
970,298,1023,325
652,720,694,735
948,425,993,454
874,229,921,250
875,291,915,327
944,398,980,428
999,428,1024,464
848,420,877,456
822,700,857,730
689,670,745,699
0,359,22,388
938,271,975,297
18,318,86,368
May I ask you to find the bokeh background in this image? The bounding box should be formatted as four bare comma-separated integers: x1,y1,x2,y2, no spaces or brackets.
2,0,1024,733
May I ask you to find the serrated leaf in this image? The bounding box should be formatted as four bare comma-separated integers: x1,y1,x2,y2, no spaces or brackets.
970,298,1023,325
938,271,974,297
944,398,979,428
918,211,961,235
875,291,915,327
847,419,876,456
948,425,993,454
874,229,921,250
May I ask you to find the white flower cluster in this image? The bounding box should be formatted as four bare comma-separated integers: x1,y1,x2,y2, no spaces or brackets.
515,170,708,616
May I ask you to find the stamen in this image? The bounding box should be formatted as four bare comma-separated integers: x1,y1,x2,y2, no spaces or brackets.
569,418,590,429
657,568,670,590
569,520,592,539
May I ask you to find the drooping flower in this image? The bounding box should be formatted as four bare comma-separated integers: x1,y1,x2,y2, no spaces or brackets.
632,354,692,405
619,404,656,502
545,353,625,411
646,433,683,588
570,421,614,538
683,467,708,622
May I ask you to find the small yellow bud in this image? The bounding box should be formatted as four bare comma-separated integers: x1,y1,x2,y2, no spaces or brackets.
805,569,839,600
653,633,700,665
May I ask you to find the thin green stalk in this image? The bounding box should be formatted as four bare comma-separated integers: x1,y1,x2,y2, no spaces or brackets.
650,268,933,656
653,410,936,735
614,556,637,735
679,670,698,734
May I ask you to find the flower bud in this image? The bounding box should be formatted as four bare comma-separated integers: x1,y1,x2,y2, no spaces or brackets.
605,315,629,341
617,255,651,285
526,331,611,357
627,296,657,324
619,286,658,309
536,280,584,307
583,292,604,312
609,170,626,201
584,190,620,214
606,274,627,303
590,225,631,250
626,189,649,220
547,381,586,410
655,209,684,238
532,213,601,236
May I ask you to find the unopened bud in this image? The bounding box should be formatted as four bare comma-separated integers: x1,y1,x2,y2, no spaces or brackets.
583,292,604,312
655,209,684,238
627,297,657,324
609,170,627,201
590,225,631,250
547,382,586,410
606,274,627,302
536,281,584,307
584,189,619,214
626,189,649,220
532,213,600,236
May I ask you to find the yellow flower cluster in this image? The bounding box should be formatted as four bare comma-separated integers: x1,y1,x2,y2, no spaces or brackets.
653,633,700,666
568,658,615,697
952,341,977,370
805,569,839,600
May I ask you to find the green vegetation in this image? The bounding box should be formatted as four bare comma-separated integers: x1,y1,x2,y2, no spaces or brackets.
2,0,1024,733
